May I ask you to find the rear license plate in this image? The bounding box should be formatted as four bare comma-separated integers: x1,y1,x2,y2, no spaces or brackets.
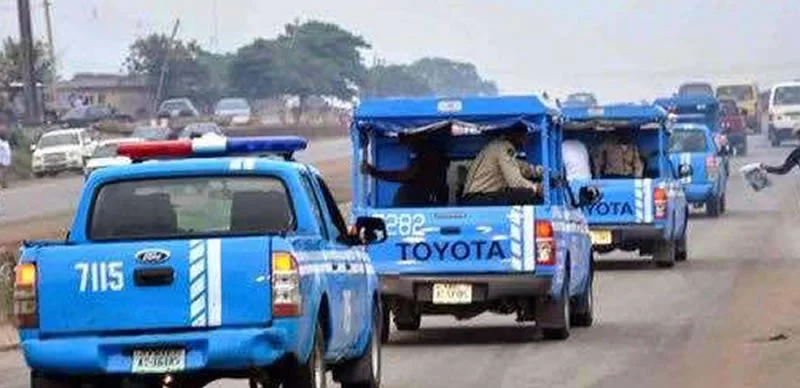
432,283,472,304
132,348,186,374
590,230,612,246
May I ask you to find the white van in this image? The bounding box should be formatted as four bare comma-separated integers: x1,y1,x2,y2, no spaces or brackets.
765,81,800,147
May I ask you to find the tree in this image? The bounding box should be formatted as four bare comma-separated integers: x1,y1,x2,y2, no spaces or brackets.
228,39,283,100
124,34,213,109
0,37,53,114
275,20,371,102
407,57,498,97
362,64,432,98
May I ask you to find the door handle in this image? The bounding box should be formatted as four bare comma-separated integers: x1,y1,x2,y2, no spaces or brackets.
134,267,174,287
440,226,461,235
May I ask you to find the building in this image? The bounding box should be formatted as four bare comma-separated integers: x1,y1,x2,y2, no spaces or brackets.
57,73,154,119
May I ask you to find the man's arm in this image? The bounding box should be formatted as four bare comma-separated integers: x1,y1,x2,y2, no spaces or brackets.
362,161,418,183
498,145,537,191
633,147,645,177
763,147,800,175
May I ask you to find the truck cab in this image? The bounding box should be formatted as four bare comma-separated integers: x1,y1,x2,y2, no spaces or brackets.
14,136,385,388
668,123,729,217
351,95,599,342
562,104,689,267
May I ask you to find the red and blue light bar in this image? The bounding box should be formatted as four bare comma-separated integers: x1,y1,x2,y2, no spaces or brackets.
117,136,308,160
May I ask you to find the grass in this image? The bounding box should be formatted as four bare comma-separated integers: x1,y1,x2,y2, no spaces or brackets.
0,250,15,323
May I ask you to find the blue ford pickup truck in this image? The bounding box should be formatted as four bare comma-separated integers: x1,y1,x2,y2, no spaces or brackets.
351,95,600,341
13,136,386,388
562,104,689,267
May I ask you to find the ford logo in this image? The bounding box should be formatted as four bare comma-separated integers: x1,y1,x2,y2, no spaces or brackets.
135,249,171,264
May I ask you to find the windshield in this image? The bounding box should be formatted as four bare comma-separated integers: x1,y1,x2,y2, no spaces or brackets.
679,84,714,97
181,123,221,138
92,143,120,158
89,176,295,240
773,86,800,106
38,133,79,148
160,101,189,111
717,85,754,101
131,127,169,140
62,107,88,120
216,98,249,111
669,130,707,153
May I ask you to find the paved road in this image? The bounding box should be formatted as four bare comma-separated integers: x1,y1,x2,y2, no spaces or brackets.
0,136,352,225
3,134,800,387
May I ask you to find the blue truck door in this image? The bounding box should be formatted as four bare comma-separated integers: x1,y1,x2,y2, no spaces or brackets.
312,174,365,351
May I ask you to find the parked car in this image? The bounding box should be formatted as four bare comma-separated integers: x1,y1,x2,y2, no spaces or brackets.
716,82,759,132
765,81,800,147
214,98,252,126
130,126,178,141
59,105,133,129
83,138,141,178
179,122,224,139
156,98,200,118
31,128,97,177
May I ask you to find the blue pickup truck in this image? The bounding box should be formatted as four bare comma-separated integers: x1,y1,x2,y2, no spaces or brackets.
562,104,689,267
655,96,730,217
13,137,385,388
667,123,729,217
351,95,600,341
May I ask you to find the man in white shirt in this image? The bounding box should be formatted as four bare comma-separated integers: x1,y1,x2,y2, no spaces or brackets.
562,139,592,181
0,122,10,189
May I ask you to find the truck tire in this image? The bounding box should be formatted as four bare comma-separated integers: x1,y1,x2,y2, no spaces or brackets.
380,302,390,344
720,194,727,214
570,262,594,327
338,303,382,388
676,234,688,262
394,304,421,331
654,240,676,268
541,277,571,340
31,372,72,388
285,324,327,388
705,196,721,218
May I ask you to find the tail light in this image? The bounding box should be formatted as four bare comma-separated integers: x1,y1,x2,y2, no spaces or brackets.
14,263,38,328
654,188,668,219
272,252,302,317
535,220,556,266
706,156,719,180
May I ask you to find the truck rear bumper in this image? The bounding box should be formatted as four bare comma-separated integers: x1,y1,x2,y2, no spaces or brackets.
22,326,296,375
590,224,666,252
682,183,715,203
380,273,554,301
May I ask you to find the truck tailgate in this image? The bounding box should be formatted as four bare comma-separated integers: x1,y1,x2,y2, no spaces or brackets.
36,237,272,336
571,179,656,224
366,206,538,274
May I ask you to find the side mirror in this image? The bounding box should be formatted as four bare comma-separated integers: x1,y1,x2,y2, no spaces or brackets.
678,164,693,178
577,186,601,207
354,216,387,245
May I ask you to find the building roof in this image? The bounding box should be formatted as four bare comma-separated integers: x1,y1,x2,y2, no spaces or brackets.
58,73,150,90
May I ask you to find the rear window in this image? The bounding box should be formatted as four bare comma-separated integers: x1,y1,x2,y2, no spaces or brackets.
717,85,754,101
89,176,295,240
669,130,707,153
39,133,79,148
773,86,800,106
679,84,714,97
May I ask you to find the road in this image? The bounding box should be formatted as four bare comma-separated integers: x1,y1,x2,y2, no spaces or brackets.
0,136,353,225
3,134,800,387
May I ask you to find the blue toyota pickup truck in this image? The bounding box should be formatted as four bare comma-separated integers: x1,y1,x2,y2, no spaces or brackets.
13,136,385,388
350,95,600,341
667,122,729,217
562,104,689,267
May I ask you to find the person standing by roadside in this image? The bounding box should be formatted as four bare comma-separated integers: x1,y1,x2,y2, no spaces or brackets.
0,128,10,189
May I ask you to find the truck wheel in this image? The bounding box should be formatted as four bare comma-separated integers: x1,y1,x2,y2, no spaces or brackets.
394,303,421,331
30,372,72,388
285,324,327,388
720,194,727,214
541,277,571,340
654,240,676,268
338,303,382,388
380,302,390,344
570,262,594,327
705,196,720,218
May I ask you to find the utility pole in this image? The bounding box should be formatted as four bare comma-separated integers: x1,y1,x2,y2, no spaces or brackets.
17,0,41,123
153,19,180,114
43,0,57,105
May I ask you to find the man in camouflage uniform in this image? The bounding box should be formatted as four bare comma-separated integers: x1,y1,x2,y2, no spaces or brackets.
461,125,544,205
592,129,644,178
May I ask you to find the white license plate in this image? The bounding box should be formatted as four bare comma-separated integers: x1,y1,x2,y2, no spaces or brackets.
432,283,472,304
590,230,612,246
132,348,186,374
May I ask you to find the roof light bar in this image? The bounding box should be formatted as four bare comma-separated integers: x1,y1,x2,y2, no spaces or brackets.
117,136,308,160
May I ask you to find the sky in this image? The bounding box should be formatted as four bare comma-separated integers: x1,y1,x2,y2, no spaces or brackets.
1,0,799,102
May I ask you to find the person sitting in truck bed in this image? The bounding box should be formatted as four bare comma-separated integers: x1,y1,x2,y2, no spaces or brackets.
591,129,645,178
461,124,544,205
361,131,449,207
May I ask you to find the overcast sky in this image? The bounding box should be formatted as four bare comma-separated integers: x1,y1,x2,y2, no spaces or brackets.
1,0,798,102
